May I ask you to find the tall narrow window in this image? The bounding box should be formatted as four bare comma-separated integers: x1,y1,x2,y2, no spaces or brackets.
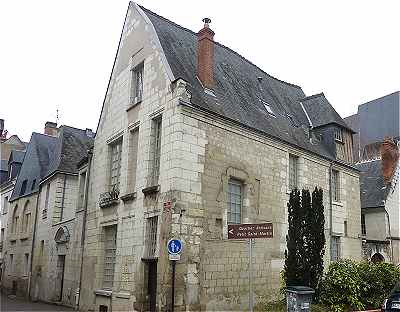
227,179,242,224
128,128,139,192
103,225,117,289
24,253,29,275
43,183,50,219
11,206,18,234
31,179,36,191
361,214,366,235
3,196,8,214
344,221,348,237
334,129,343,142
144,216,158,258
289,154,299,191
77,171,87,210
131,62,144,104
109,139,123,191
20,180,28,196
1,228,4,243
10,254,14,273
150,118,162,186
331,236,341,262
332,169,340,202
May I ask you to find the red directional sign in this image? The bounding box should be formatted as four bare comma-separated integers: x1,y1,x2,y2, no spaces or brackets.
228,223,273,239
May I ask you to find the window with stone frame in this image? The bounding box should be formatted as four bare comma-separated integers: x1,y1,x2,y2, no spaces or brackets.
103,225,117,289
130,62,144,104
150,117,162,186
144,216,158,258
10,254,14,273
227,178,243,224
361,214,366,235
43,183,50,219
11,205,18,234
22,202,31,233
3,196,8,214
24,253,29,276
331,236,341,261
109,139,123,191
332,169,340,202
127,128,139,192
289,154,299,191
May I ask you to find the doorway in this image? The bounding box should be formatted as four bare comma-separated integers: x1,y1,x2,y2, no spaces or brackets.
55,255,65,302
146,260,157,312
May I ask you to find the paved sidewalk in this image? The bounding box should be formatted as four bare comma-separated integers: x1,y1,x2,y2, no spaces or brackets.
1,293,73,311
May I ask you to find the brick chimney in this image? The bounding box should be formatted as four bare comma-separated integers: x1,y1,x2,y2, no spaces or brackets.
197,18,215,89
381,137,399,184
44,121,58,136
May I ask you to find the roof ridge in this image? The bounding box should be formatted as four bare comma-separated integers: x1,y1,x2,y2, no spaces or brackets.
139,5,303,90
300,92,325,102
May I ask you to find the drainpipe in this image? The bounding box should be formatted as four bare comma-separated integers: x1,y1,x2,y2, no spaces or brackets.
383,201,394,263
76,149,93,310
328,162,333,259
28,186,41,300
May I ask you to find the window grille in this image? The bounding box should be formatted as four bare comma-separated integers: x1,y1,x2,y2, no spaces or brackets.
110,140,122,190
131,62,144,104
103,225,117,289
331,236,341,261
361,214,366,235
332,169,340,202
334,129,343,142
151,118,162,185
289,155,298,190
144,216,158,258
227,179,242,224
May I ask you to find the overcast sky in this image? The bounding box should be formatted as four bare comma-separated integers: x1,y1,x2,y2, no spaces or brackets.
1,0,399,142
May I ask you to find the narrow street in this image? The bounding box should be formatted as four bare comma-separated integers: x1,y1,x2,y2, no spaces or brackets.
0,293,73,311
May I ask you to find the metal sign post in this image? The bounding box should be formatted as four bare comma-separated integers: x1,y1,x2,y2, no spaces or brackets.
228,223,273,312
167,239,183,312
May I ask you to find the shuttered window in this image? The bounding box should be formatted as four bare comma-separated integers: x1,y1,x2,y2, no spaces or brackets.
227,179,242,224
103,225,117,289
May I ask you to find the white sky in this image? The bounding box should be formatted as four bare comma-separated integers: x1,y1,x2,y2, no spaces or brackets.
1,0,399,142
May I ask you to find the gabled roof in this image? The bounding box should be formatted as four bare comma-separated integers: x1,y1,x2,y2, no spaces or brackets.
301,93,354,132
10,126,94,202
9,150,25,164
139,5,346,160
355,160,388,209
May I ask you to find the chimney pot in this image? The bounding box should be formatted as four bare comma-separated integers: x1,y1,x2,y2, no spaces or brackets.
198,18,215,89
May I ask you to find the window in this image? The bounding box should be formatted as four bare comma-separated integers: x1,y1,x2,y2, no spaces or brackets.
22,202,31,233
24,253,29,275
127,128,139,192
77,171,87,210
344,221,348,237
3,196,8,214
227,179,242,224
11,206,18,234
20,180,28,196
31,179,36,191
144,216,158,258
331,236,341,262
334,129,343,142
43,183,50,219
40,240,45,257
130,62,144,104
289,154,299,191
109,139,123,191
103,225,117,289
260,100,275,117
361,214,366,235
332,169,340,202
10,254,14,273
150,118,162,185
1,228,4,242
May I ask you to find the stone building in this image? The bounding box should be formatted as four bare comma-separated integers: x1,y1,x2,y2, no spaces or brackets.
79,3,361,311
1,122,93,301
345,92,400,264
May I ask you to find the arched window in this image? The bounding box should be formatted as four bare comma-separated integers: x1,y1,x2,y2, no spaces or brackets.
371,253,385,263
11,205,18,234
22,201,31,233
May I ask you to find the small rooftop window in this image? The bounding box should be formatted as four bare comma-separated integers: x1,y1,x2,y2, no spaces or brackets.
20,180,27,196
261,100,276,117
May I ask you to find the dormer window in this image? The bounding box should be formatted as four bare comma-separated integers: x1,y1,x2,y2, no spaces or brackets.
20,180,27,196
261,100,276,118
130,62,144,105
334,129,343,142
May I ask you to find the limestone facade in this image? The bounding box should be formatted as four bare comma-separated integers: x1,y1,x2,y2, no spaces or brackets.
79,3,362,312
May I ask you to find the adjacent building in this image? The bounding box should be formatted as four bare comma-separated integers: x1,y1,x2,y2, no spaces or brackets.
345,91,400,264
79,3,361,312
1,122,93,302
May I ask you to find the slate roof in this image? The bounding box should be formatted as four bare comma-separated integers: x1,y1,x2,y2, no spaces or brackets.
10,126,93,202
355,160,388,209
301,93,354,132
140,5,350,161
9,150,25,164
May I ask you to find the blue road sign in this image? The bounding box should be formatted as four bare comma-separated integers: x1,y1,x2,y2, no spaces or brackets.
167,239,183,255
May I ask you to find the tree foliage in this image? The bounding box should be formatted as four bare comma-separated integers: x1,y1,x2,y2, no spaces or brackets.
284,187,325,290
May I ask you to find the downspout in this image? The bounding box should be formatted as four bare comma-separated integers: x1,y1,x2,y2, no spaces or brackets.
329,162,333,259
76,149,93,310
28,187,41,300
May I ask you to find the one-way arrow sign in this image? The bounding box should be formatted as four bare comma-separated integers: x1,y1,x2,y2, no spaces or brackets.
227,223,273,239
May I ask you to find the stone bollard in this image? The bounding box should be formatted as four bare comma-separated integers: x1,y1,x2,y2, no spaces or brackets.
286,286,314,312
